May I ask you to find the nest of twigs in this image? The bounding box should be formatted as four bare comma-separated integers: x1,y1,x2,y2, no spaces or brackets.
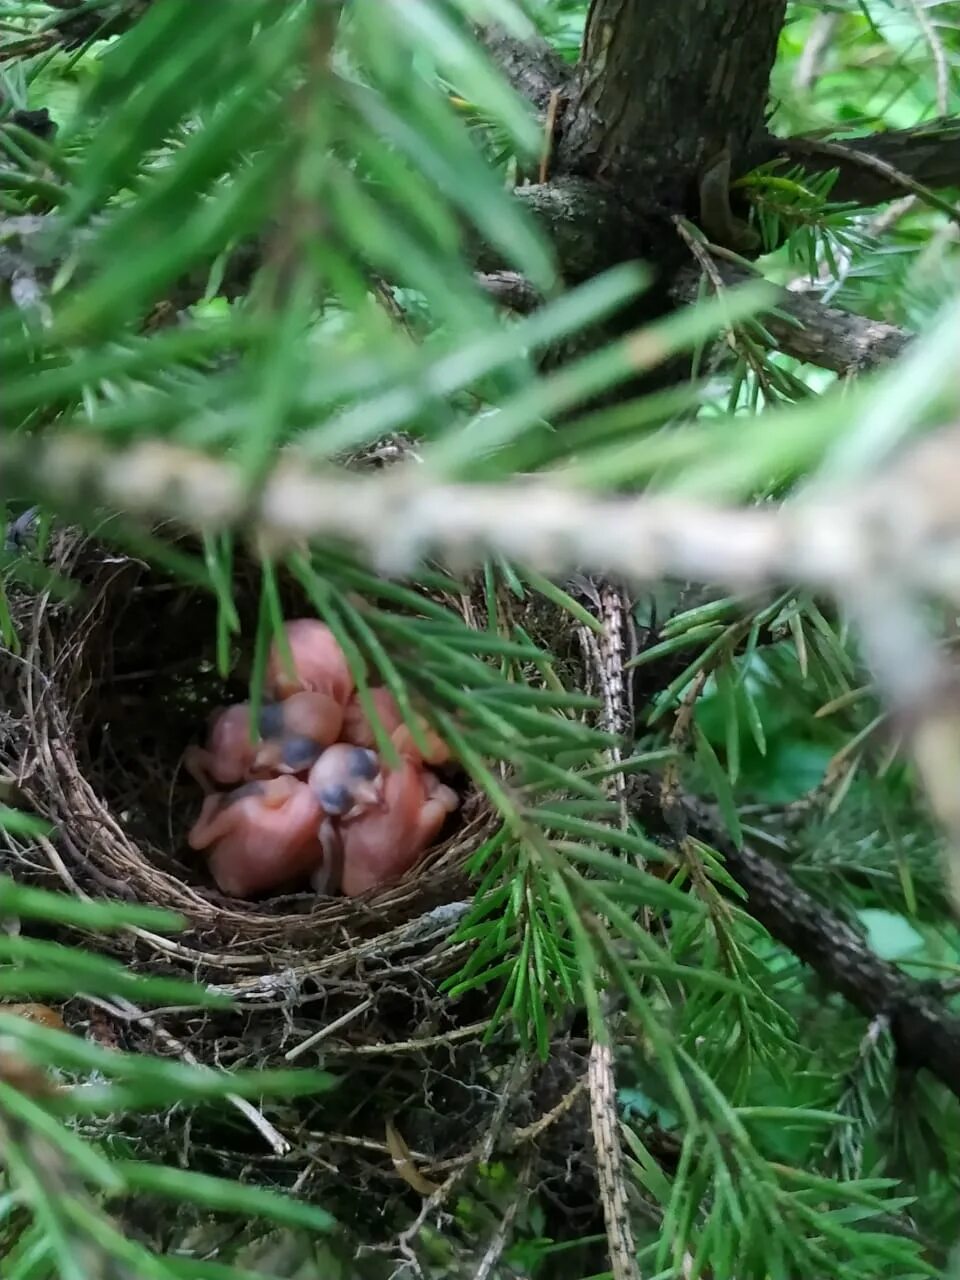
0,530,610,1257
0,530,498,981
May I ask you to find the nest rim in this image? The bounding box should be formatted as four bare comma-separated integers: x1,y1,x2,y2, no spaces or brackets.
2,531,497,977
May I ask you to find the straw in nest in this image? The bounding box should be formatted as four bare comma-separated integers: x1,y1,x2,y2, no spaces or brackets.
0,529,612,1258
0,531,503,997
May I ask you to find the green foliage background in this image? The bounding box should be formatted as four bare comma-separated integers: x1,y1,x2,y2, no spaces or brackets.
1,1,960,1278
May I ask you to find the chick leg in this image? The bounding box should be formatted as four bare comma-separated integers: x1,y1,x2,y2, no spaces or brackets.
311,817,344,896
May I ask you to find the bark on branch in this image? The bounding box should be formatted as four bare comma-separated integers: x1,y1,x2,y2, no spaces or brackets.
476,258,913,375
632,778,960,1101
769,121,960,207
670,264,912,374
559,0,789,207
476,23,573,115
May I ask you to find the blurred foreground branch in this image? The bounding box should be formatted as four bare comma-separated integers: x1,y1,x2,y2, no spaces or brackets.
19,423,960,915
11,423,960,596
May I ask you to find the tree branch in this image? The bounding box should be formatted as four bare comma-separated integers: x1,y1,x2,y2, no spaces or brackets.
766,121,960,208
670,263,912,374
476,23,573,116
8,420,960,598
632,777,960,1101
474,183,912,375
477,258,912,375
559,0,788,206
473,178,643,281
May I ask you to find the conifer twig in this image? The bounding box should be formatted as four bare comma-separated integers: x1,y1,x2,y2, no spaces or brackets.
631,777,960,1100
575,577,640,1280
589,1036,640,1280
9,423,960,597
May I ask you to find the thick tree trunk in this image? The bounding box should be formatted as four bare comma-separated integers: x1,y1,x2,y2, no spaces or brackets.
559,0,788,209
495,0,791,402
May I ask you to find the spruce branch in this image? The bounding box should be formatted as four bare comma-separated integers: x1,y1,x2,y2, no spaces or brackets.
670,264,912,374
10,422,960,597
630,777,960,1102
770,121,960,211
476,22,573,116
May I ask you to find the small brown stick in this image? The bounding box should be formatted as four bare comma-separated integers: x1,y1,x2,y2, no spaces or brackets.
507,1072,588,1147
589,1035,640,1280
284,997,373,1061
573,579,641,1280
82,994,291,1156
538,88,563,184
793,11,838,93
473,1153,534,1280
375,1055,529,1276
321,1018,491,1056
904,0,949,115
786,135,960,227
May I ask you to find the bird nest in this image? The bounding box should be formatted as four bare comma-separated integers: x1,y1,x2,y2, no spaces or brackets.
0,530,499,989
0,530,607,1252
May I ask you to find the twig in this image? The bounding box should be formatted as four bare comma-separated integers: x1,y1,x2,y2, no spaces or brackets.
771,119,960,208
473,1153,533,1280
589,1036,639,1280
380,1055,529,1276
475,270,542,313
905,0,949,115
793,11,838,93
20,423,960,597
322,1019,491,1056
631,776,960,1101
845,580,960,912
867,194,918,238
306,1129,471,1176
574,579,640,1280
506,1072,588,1148
86,994,291,1156
538,88,563,184
670,261,911,374
782,134,960,227
284,998,373,1061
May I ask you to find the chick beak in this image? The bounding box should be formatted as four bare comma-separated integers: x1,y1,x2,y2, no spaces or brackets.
353,778,385,810
252,742,284,773
274,675,301,700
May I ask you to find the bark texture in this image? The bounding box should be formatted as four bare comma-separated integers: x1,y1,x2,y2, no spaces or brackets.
719,840,960,1099
631,778,960,1102
477,23,573,114
771,121,960,206
670,265,913,374
560,0,788,208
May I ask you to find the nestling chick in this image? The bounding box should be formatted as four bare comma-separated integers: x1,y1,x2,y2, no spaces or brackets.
250,691,344,775
183,704,262,792
341,687,451,767
266,619,355,705
308,744,384,818
307,744,386,896
184,693,345,791
187,776,324,898
331,760,459,897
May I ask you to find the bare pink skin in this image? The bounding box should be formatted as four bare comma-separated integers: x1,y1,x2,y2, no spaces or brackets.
266,620,355,705
341,687,451,767
307,744,384,819
185,693,346,790
334,761,459,897
187,776,325,898
250,691,344,774
304,744,386,896
183,705,262,792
